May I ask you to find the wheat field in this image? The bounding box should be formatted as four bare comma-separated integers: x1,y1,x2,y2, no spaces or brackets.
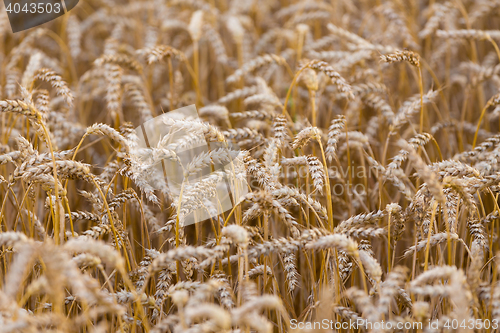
2,0,500,332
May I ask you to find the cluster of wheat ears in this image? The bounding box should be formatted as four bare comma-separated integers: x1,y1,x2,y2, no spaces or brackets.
3,0,500,332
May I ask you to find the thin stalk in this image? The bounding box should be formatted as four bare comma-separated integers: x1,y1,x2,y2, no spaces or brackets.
424,201,439,271
38,117,63,244
418,67,425,134
175,179,186,279
387,211,392,273
193,40,200,106
168,57,175,110
473,103,492,148
316,139,334,231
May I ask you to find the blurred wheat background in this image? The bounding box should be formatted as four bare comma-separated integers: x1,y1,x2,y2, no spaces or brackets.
2,0,500,332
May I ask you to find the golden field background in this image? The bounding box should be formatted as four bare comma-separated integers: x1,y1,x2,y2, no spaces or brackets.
1,0,500,332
